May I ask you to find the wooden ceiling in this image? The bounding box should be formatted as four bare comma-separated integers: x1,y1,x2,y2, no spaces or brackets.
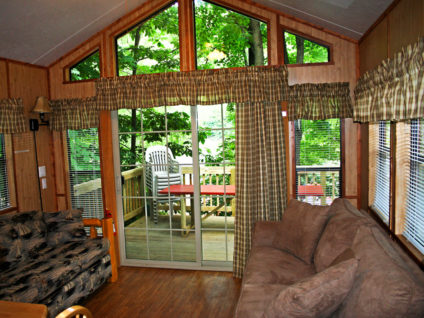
0,0,393,66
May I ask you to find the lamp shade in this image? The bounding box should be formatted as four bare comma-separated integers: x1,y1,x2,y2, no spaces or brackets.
32,96,51,113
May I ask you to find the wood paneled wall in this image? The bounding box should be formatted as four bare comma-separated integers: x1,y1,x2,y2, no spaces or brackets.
358,0,424,209
0,58,54,213
45,0,359,260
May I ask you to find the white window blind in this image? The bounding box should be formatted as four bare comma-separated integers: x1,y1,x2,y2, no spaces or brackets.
370,121,391,224
294,119,341,205
0,134,10,210
403,119,424,254
67,129,104,220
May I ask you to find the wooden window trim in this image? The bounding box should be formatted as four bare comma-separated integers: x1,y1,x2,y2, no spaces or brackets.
368,120,424,267
281,25,334,67
63,47,101,83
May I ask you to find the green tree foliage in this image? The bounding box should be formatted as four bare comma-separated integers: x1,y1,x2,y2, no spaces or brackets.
297,119,340,166
195,0,267,69
68,129,102,183
284,31,329,64
70,51,100,81
116,3,180,76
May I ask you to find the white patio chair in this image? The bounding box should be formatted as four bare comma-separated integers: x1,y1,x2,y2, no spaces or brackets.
145,145,182,224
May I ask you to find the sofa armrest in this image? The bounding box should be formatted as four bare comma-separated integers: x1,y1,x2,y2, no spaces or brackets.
83,217,118,283
251,221,280,248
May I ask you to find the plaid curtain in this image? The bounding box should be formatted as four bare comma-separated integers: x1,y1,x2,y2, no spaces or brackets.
0,98,27,134
50,97,99,131
233,101,287,278
354,37,424,122
288,82,353,120
96,66,288,109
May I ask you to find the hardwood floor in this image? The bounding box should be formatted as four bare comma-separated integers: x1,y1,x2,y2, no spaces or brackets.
83,267,241,318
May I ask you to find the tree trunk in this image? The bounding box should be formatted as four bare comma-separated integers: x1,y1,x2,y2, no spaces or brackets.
296,37,304,64
130,27,142,164
248,19,264,66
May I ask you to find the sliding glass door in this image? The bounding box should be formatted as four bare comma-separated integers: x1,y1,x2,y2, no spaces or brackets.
113,104,234,269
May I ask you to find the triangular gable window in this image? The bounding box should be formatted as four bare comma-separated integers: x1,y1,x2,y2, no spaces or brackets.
283,30,330,65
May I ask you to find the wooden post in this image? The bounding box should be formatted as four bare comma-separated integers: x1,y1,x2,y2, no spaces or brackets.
320,171,327,205
230,167,236,217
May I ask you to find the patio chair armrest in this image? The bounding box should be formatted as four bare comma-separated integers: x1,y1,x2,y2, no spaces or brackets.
251,221,280,248
169,159,180,174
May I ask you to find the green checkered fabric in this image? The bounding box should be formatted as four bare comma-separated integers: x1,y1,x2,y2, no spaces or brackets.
233,101,288,278
288,82,353,120
50,97,99,131
354,37,424,122
95,66,289,109
0,98,27,134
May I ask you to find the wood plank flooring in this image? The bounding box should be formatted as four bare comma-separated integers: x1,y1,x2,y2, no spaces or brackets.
83,267,241,318
125,215,234,262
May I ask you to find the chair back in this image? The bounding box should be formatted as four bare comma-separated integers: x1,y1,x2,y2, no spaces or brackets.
145,145,175,173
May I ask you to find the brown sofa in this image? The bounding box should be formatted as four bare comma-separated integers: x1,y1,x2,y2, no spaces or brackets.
235,198,424,318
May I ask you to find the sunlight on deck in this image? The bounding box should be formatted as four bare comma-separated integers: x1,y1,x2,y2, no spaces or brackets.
125,215,234,262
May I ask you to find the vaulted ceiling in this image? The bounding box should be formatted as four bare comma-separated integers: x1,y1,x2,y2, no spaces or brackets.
0,0,393,67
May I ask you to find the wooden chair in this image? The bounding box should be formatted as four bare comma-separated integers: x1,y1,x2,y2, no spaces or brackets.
56,305,92,318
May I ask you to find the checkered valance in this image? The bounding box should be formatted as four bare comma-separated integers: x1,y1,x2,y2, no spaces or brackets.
288,82,353,120
354,37,424,122
0,98,27,134
50,97,99,131
95,65,289,110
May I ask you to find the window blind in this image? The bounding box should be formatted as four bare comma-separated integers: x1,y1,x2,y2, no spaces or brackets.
67,128,104,220
294,119,341,205
403,119,424,254
0,134,10,210
370,121,391,224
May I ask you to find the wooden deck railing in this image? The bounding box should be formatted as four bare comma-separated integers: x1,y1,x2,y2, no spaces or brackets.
121,167,144,221
296,166,340,205
181,166,235,215
72,165,236,221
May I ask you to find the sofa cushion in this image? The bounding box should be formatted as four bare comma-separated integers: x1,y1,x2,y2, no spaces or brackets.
264,257,358,318
0,238,110,304
0,210,47,270
44,209,87,246
235,284,285,318
272,199,330,264
243,246,316,285
336,225,424,318
314,198,371,272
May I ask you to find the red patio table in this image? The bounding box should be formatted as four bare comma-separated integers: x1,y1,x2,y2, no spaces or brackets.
159,184,235,234
297,185,324,197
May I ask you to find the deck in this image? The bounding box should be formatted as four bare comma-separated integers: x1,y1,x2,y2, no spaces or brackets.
124,214,234,262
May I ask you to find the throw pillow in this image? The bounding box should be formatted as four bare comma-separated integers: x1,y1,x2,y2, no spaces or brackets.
263,257,358,318
44,209,87,246
272,199,330,264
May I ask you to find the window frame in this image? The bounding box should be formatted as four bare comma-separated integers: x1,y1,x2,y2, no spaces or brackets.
367,120,424,263
114,1,179,77
369,121,392,224
64,128,105,221
0,134,17,214
64,47,101,83
281,26,333,67
290,118,344,205
193,0,270,70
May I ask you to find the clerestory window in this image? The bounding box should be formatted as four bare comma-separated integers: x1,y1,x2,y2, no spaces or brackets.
69,50,100,81
283,30,330,65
